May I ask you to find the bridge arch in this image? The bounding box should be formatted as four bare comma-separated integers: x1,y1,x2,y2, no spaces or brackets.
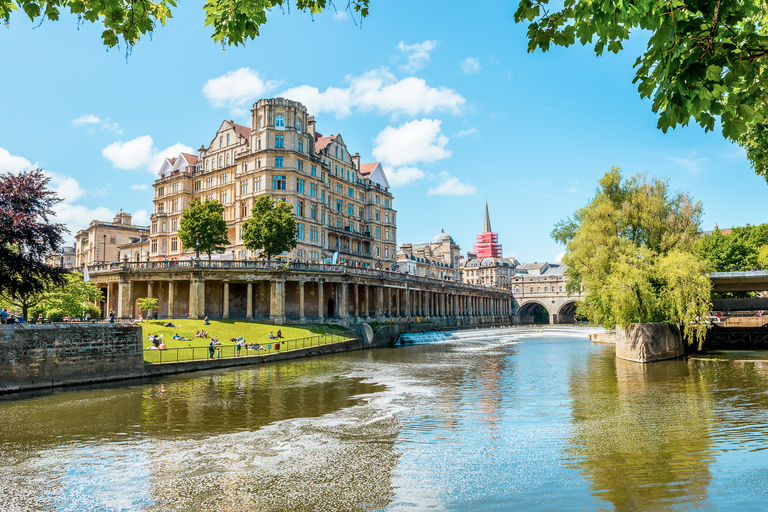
556,300,579,324
518,301,550,324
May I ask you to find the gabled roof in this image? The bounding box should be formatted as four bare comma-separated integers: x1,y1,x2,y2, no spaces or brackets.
359,162,379,176
315,134,336,153
179,153,199,166
232,123,250,141
359,162,390,189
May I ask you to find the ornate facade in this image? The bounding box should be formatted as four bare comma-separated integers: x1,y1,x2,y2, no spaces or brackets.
74,211,149,267
397,230,462,280
148,98,397,268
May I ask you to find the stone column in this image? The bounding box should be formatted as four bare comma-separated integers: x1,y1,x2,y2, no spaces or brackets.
117,280,126,318
376,286,383,318
198,278,206,319
223,280,230,319
364,285,370,318
404,285,410,319
395,288,400,318
188,279,198,319
246,280,253,320
299,281,305,323
318,280,324,322
341,282,349,322
441,293,446,317
168,280,174,318
270,279,286,323
147,281,154,299
354,284,359,318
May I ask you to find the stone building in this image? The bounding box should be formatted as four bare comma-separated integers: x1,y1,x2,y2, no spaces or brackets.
396,230,462,280
148,98,397,268
461,256,519,289
44,246,76,270
74,211,149,267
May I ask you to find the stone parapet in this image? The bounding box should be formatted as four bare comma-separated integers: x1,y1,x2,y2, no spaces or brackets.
0,324,144,392
615,322,684,363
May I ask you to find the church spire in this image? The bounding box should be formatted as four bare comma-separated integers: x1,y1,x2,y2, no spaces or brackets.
483,201,492,233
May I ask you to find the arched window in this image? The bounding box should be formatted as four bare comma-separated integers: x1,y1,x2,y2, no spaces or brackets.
226,134,230,145
275,115,285,129
514,286,520,293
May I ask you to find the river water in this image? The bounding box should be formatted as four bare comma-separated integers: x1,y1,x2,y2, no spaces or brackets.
2,326,768,511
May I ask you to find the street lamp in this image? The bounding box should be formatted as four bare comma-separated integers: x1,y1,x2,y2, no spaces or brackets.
195,238,200,259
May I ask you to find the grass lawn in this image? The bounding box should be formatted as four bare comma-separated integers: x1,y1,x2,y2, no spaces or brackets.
140,319,354,364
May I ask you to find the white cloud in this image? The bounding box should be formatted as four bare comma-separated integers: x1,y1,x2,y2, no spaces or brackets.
333,10,348,20
130,184,148,191
427,172,477,196
72,114,122,134
132,209,150,226
53,203,114,238
45,171,86,203
566,180,579,193
555,250,566,263
384,166,426,187
279,68,465,119
454,128,478,138
102,136,193,174
0,147,33,172
461,57,481,74
202,68,279,117
398,40,438,73
373,119,451,167
669,151,708,174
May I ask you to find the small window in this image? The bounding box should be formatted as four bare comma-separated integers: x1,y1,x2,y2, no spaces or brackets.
275,115,285,129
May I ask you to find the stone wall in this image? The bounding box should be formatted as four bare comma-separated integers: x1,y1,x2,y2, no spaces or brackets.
0,324,144,392
615,322,684,363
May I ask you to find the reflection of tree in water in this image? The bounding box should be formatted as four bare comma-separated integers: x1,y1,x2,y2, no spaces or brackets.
567,352,715,511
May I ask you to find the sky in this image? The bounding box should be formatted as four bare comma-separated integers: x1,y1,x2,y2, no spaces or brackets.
1,1,766,263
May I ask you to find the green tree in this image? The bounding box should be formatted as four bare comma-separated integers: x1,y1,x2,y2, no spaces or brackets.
696,223,768,271
242,194,297,261
553,168,711,347
514,0,768,179
1,0,369,48
137,297,159,318
28,272,103,320
177,199,229,261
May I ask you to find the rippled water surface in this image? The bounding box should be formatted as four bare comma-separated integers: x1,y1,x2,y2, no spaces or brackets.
2,326,768,511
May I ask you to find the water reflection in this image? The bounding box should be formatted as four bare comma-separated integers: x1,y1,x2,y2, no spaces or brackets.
567,351,715,511
2,328,768,511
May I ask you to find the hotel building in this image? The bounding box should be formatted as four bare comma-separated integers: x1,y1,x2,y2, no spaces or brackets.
148,98,396,268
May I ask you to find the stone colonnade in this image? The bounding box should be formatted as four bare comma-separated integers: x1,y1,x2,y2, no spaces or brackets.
99,270,515,326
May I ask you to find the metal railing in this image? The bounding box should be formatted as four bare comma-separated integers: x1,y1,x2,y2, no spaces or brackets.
142,333,352,364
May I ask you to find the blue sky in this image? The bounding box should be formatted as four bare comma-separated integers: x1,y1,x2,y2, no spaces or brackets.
1,1,765,263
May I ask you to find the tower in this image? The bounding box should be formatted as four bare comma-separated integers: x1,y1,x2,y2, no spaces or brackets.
473,202,503,258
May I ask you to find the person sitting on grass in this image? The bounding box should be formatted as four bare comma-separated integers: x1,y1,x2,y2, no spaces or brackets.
269,332,275,340
204,316,210,325
158,341,166,350
276,330,283,339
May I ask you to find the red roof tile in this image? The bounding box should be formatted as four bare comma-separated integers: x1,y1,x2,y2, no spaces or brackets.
359,162,380,176
314,135,336,153
232,123,250,141
180,153,199,165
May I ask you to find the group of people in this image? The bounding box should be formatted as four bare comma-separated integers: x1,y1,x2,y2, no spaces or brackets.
196,329,209,338
147,334,166,350
269,330,283,340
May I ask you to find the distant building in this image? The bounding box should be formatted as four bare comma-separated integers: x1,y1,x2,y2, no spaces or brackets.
74,211,149,267
397,230,462,280
44,246,76,269
473,202,503,258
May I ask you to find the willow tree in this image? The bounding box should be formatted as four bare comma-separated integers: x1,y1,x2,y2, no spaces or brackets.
553,168,712,347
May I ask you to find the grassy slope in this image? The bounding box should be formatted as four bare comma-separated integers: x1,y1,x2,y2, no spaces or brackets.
140,319,353,363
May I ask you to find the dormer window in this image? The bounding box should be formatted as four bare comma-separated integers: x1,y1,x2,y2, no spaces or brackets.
275,115,285,129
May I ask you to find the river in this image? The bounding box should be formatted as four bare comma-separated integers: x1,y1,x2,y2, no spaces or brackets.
2,326,768,511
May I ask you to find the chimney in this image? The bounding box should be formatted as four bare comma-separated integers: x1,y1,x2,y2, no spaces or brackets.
308,116,316,139
352,152,361,170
